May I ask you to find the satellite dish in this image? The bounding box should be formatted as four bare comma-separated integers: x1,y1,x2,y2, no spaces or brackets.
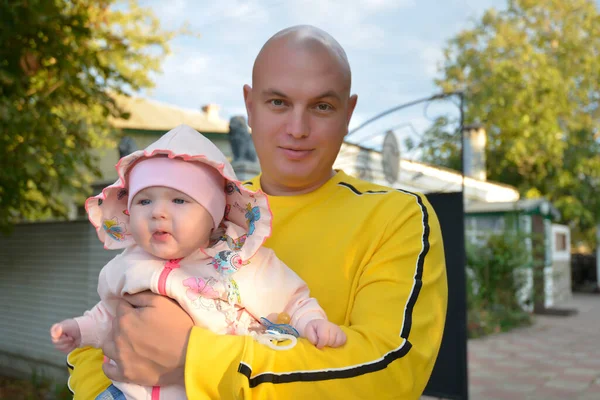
382,130,399,184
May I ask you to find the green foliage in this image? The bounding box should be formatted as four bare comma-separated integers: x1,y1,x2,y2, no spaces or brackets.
0,0,179,232
466,232,533,338
432,0,600,248
405,116,462,172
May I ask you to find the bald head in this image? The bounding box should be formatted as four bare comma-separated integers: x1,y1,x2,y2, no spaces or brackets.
242,25,359,195
252,25,352,89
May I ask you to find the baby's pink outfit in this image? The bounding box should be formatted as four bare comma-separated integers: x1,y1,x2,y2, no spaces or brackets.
74,125,327,399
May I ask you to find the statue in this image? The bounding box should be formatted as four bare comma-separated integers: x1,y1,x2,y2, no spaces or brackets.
118,136,137,158
228,116,257,162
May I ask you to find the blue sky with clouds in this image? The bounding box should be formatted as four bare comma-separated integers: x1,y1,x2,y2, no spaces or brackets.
137,0,507,147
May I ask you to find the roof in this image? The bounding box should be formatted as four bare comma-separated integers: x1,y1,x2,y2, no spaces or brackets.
109,94,229,133
340,142,518,191
335,142,521,203
466,198,561,219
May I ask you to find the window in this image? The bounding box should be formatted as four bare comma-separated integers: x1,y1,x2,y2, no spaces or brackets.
555,232,567,251
465,215,506,246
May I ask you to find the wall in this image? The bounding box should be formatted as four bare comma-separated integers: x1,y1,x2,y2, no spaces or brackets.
0,221,117,382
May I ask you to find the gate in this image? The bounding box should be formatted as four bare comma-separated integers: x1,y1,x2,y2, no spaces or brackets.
423,192,468,399
335,92,469,399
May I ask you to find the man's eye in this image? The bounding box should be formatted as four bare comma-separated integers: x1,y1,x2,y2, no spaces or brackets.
173,198,185,204
270,99,285,107
316,103,332,111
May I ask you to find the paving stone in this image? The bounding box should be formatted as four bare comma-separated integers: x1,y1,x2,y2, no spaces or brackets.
469,385,485,394
465,295,600,400
477,352,508,360
537,358,575,368
497,382,538,393
506,374,550,386
528,385,589,400
470,369,498,379
493,360,532,369
478,389,521,400
579,394,600,400
565,368,598,376
544,379,590,391
578,359,600,368
587,381,600,392
558,373,596,384
518,352,547,360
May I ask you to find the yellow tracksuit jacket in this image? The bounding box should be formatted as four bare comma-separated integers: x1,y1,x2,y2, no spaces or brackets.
67,170,448,399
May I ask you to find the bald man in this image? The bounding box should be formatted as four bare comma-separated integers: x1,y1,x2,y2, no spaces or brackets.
67,25,448,399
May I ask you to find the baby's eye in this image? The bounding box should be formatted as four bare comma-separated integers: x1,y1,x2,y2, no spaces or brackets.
173,198,185,204
139,199,151,206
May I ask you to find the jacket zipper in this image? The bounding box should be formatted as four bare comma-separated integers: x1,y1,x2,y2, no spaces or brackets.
153,258,183,399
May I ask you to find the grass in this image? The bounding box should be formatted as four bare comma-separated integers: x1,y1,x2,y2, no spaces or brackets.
0,373,71,400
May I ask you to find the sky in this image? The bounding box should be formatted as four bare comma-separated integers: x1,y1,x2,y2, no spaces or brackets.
136,0,507,149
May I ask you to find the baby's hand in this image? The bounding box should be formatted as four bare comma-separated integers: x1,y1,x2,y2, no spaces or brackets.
50,319,81,354
305,319,347,349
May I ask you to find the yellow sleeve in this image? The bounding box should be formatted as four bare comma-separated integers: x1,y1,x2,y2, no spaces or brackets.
185,194,448,399
66,347,111,399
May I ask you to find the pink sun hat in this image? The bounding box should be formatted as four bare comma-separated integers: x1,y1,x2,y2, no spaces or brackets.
127,156,226,228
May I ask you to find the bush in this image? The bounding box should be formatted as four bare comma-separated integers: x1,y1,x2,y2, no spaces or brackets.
466,232,534,338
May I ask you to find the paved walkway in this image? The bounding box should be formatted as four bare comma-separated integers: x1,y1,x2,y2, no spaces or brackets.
425,293,600,400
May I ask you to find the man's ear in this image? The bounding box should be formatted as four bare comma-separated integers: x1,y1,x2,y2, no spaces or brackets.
346,94,358,134
243,84,253,127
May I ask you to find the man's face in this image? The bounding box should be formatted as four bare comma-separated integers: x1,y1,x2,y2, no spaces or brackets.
244,43,357,192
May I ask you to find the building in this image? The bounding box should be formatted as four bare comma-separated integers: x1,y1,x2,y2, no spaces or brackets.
334,125,572,312
465,199,571,310
97,95,231,184
0,97,571,383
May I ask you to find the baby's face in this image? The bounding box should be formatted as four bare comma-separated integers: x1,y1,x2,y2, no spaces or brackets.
128,186,213,260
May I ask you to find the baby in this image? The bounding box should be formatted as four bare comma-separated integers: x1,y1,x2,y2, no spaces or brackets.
50,124,346,399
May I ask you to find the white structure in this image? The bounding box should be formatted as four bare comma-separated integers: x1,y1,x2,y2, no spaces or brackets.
549,224,572,307
335,139,572,313
464,199,572,311
334,142,520,203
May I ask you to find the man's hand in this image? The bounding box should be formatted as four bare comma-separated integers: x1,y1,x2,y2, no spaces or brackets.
101,291,194,386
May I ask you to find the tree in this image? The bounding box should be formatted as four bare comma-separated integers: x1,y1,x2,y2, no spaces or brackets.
406,116,462,173
0,0,179,231
432,0,600,248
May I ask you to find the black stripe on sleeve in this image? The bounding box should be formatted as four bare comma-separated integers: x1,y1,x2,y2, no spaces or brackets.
236,187,432,388
238,341,412,388
396,189,430,340
338,182,389,195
